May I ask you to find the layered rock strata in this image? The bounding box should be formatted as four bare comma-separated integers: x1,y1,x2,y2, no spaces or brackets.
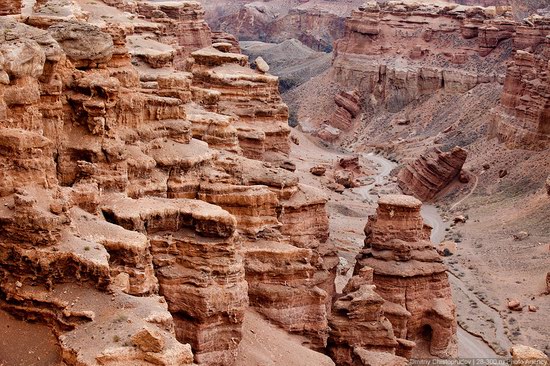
190,46,291,161
0,3,340,364
398,147,468,202
89,0,212,69
0,0,21,15
100,195,248,365
327,267,409,365
353,195,458,358
316,2,550,141
320,90,362,141
489,45,550,150
331,2,515,114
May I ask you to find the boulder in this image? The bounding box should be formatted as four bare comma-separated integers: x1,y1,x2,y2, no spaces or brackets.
328,182,345,193
334,170,355,188
507,299,522,311
132,328,165,353
437,241,457,256
310,165,327,176
513,231,529,241
458,171,470,184
255,56,270,73
279,160,297,172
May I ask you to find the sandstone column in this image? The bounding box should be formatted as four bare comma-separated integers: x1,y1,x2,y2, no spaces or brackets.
354,194,458,358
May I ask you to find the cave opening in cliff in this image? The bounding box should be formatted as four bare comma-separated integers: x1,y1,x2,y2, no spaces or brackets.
420,324,434,342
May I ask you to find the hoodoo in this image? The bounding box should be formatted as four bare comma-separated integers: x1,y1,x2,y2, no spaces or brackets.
354,195,458,358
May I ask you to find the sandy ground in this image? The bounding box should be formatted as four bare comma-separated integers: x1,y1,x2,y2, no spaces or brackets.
235,310,335,366
0,310,62,366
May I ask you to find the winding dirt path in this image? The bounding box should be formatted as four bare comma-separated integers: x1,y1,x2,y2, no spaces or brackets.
450,172,479,211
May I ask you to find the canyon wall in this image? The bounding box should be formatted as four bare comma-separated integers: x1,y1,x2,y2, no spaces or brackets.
489,38,550,150
209,1,361,52
316,1,550,144
332,2,515,107
0,1,338,364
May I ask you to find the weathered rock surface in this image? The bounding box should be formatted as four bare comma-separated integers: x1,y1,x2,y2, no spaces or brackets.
353,195,458,358
327,267,407,365
398,147,468,202
510,345,549,365
489,45,550,150
331,2,514,114
322,90,362,139
300,1,550,143
190,45,291,161
100,195,248,365
0,5,342,364
0,0,21,15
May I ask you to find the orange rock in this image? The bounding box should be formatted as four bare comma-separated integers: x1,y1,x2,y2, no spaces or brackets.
508,299,522,311
350,195,458,358
398,147,468,201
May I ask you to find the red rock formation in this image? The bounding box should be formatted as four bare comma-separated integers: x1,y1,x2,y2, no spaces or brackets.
331,1,511,114
0,4,341,363
489,45,550,150
134,1,212,69
354,195,458,358
190,46,291,161
327,267,409,365
100,195,248,365
398,147,468,202
321,90,362,139
212,31,242,54
0,0,21,15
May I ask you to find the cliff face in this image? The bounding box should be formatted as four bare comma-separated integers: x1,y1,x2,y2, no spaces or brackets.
209,1,356,52
489,39,550,150
190,46,291,162
0,1,337,364
352,195,458,359
312,1,550,143
332,2,513,108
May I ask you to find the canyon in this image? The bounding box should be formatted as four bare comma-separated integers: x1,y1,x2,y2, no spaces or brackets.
0,0,549,366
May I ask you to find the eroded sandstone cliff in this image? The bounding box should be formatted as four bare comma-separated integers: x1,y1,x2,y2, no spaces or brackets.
398,147,468,201
0,1,337,364
350,195,458,359
489,42,550,150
